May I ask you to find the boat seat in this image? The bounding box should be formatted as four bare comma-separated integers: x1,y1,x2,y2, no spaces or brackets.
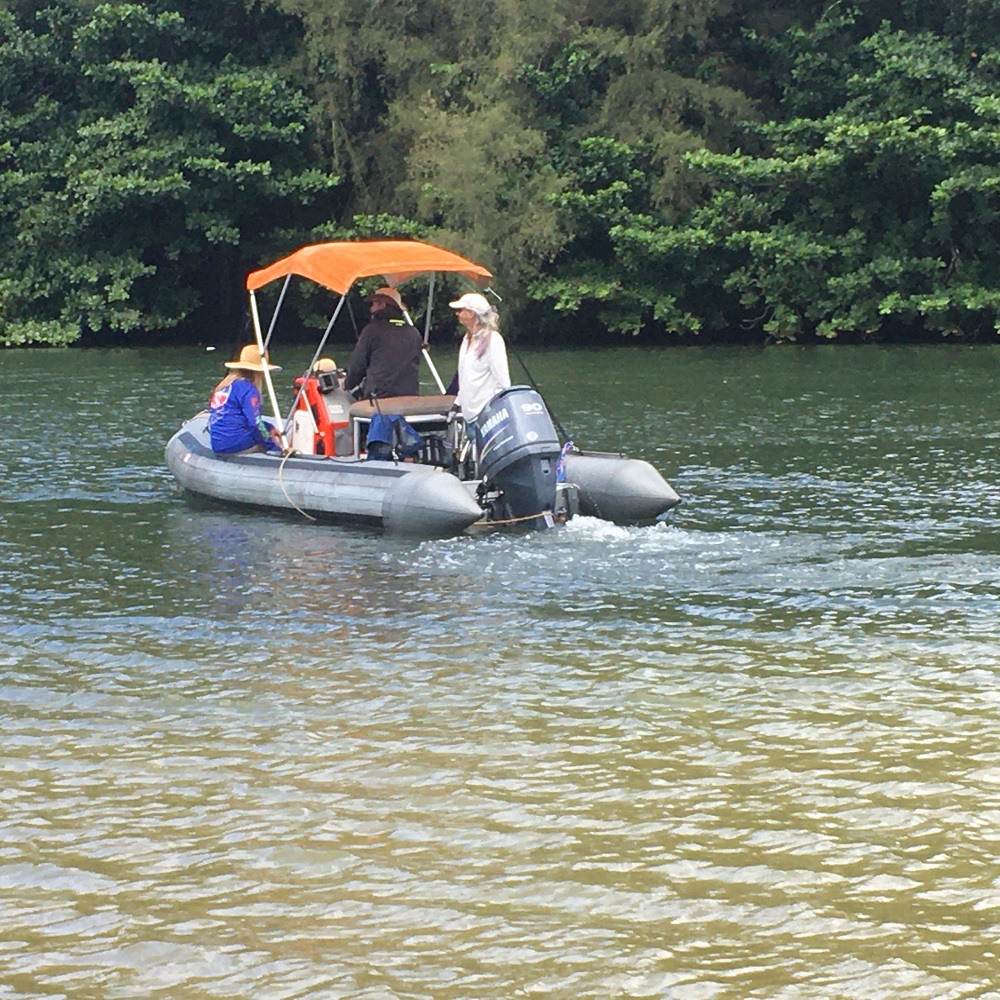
349,394,456,457
349,394,456,418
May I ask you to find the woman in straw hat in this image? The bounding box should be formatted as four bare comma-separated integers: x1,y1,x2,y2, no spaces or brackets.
208,344,283,454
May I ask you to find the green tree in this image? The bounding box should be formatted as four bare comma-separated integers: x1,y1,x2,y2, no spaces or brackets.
556,9,1000,340
270,0,577,298
268,0,760,327
8,0,997,345
0,0,339,346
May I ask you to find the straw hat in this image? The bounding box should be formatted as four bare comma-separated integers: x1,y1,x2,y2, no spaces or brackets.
224,344,281,371
369,286,405,310
315,357,338,371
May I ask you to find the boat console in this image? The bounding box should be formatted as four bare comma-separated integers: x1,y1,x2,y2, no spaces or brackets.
290,371,354,456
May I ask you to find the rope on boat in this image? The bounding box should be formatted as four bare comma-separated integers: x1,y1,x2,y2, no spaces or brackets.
277,450,317,521
486,510,557,527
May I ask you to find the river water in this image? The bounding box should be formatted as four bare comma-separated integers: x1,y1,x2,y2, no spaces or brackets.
0,343,998,999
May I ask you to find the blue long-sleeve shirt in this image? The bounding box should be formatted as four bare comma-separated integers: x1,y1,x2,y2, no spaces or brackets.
208,377,280,454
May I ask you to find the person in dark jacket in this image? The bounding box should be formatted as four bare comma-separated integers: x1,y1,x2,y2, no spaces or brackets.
208,344,283,454
344,287,422,399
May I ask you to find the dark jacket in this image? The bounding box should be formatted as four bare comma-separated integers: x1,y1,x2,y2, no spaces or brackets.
345,317,422,398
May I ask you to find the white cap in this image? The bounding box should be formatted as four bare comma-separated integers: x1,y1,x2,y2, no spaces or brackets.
449,292,492,315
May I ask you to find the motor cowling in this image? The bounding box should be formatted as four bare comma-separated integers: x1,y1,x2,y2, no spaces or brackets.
475,386,561,527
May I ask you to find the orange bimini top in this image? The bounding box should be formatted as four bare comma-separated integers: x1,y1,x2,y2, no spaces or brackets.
245,240,493,295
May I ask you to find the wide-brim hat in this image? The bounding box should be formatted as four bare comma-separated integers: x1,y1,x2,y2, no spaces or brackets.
224,344,281,371
449,292,492,315
368,286,405,310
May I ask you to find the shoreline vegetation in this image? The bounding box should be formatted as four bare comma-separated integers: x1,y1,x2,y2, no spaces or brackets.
2,0,999,349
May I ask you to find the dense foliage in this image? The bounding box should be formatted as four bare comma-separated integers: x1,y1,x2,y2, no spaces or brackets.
599,10,1000,339
2,0,999,345
0,0,338,345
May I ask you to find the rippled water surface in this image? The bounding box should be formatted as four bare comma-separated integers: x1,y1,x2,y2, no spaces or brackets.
1,344,998,999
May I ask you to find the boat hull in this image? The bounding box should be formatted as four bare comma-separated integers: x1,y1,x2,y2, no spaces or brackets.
562,451,680,524
165,416,681,534
165,414,484,536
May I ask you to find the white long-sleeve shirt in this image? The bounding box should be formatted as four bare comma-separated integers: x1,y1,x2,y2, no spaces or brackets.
455,331,511,421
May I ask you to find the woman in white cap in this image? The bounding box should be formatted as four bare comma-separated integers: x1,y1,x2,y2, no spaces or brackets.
208,344,283,454
449,292,511,429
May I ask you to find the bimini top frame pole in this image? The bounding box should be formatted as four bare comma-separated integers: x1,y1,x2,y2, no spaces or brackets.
263,275,292,354
248,289,288,449
414,270,447,393
279,295,349,440
245,239,494,411
397,271,446,393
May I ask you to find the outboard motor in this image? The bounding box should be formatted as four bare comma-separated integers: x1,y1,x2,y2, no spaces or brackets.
475,386,561,528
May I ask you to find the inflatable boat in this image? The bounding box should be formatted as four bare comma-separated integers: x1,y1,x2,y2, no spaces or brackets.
165,240,680,536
